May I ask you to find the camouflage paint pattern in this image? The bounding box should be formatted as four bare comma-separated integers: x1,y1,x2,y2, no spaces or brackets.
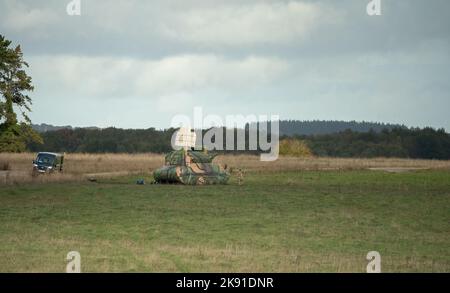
153,150,230,185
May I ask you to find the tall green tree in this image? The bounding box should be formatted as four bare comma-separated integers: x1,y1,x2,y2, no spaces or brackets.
0,35,42,152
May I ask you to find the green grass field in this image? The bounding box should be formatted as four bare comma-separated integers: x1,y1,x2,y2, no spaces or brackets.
0,170,449,272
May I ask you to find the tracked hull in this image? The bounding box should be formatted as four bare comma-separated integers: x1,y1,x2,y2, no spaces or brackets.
153,150,229,185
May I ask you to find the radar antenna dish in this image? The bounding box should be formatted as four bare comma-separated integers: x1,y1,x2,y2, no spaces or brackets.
174,127,196,150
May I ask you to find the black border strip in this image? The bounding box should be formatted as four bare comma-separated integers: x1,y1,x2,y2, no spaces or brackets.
0,273,447,292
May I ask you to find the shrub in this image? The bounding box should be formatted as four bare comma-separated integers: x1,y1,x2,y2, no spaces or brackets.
279,139,313,157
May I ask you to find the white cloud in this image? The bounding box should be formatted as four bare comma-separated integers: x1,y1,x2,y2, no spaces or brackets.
159,1,330,46
1,0,59,32
135,54,289,95
29,54,289,99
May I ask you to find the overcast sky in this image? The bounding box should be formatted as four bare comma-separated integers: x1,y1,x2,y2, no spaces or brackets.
1,0,449,129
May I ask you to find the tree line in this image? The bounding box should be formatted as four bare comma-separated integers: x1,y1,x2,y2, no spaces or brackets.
278,120,404,136
297,127,450,159
26,125,450,160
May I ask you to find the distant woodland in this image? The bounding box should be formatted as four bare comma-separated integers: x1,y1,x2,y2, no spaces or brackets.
28,121,450,159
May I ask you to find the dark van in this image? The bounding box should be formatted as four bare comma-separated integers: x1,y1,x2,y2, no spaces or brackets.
32,152,64,174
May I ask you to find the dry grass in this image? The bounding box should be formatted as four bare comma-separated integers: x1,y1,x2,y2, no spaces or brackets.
0,152,164,173
1,152,450,185
216,154,450,173
0,152,164,185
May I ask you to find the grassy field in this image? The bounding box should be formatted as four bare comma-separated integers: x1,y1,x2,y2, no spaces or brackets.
0,163,449,272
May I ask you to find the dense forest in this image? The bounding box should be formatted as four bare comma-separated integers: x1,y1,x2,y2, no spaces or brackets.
28,127,174,153
277,120,404,135
27,121,450,159
33,120,404,136
298,127,450,159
